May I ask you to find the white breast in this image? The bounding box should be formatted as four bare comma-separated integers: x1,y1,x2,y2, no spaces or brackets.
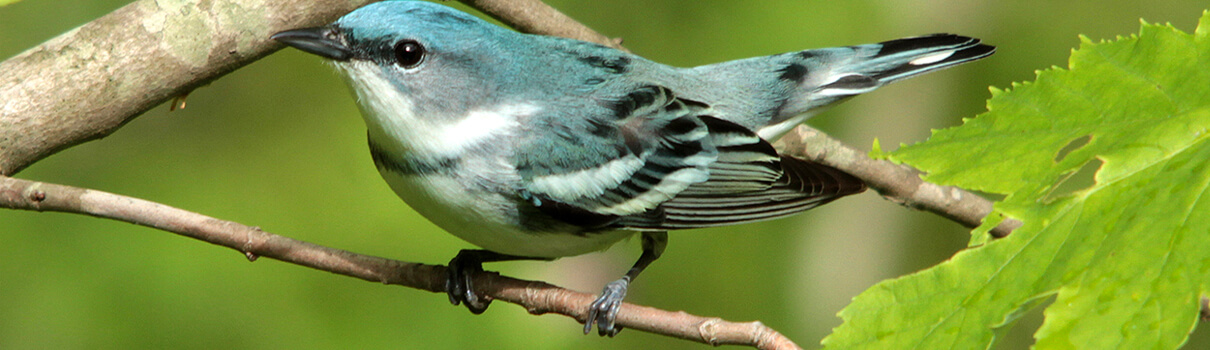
379,169,635,258
337,61,634,258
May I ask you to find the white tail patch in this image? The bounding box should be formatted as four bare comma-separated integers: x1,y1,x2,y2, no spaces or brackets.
814,73,880,97
909,50,956,65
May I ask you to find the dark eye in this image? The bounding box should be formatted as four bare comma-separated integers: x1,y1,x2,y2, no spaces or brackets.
393,40,424,67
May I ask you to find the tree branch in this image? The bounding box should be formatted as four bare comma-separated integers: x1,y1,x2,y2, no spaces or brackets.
0,0,380,176
0,175,800,350
777,127,1022,238
0,0,1016,348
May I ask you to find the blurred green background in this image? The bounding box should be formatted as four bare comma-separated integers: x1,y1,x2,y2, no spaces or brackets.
2,0,1207,349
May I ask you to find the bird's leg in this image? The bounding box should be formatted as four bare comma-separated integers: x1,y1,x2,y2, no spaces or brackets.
446,249,550,314
585,231,668,337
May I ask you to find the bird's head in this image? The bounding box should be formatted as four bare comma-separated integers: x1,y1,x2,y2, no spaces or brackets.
272,1,518,120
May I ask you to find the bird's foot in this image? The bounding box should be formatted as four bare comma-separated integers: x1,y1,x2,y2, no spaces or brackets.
584,277,630,337
446,251,491,314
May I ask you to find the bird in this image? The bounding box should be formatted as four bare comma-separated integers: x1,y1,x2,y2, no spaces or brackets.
272,0,994,336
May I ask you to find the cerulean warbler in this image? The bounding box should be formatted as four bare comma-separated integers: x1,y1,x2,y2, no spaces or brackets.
273,0,994,336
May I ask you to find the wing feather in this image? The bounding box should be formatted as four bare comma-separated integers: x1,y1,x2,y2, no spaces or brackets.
518,85,865,232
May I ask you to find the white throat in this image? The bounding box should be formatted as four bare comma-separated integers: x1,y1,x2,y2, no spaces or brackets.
336,61,537,158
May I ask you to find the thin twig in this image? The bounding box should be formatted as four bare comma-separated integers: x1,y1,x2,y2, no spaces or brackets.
778,126,1022,237
0,175,799,350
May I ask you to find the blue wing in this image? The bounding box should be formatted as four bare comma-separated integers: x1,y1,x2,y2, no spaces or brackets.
513,85,865,232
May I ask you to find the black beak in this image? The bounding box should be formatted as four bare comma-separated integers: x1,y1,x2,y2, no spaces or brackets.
271,26,353,61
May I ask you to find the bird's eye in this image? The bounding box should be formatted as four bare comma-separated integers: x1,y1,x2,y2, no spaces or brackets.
393,40,425,68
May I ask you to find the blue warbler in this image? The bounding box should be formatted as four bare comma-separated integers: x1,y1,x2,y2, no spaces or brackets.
272,0,994,336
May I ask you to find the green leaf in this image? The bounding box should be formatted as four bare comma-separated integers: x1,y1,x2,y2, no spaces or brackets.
0,0,23,7
870,137,886,158
826,11,1210,349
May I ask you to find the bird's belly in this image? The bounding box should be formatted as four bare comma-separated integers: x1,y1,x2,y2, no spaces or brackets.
378,170,634,258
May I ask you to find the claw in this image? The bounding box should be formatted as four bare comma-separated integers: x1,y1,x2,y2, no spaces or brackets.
584,277,630,336
446,251,492,314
